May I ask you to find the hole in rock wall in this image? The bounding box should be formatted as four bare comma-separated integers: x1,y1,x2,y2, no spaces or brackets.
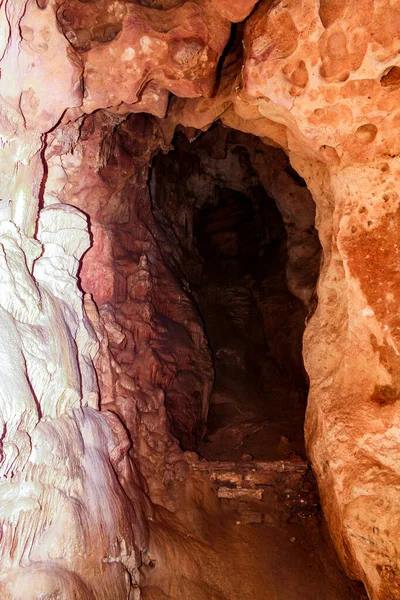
149,123,321,460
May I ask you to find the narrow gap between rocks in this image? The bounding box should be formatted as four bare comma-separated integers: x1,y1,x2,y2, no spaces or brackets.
150,123,321,462
142,124,369,599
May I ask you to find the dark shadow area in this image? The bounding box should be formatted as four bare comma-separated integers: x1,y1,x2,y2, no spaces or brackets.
193,185,308,461
150,123,321,461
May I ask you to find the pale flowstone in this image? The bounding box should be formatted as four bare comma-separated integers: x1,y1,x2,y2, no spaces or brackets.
0,2,149,598
0,407,146,600
0,203,145,597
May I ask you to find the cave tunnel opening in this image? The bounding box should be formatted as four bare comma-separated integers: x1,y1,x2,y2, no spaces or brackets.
150,123,321,460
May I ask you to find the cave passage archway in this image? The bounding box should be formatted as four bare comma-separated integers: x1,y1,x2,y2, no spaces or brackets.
150,123,321,460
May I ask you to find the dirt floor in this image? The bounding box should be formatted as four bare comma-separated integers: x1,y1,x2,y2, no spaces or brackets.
142,470,367,600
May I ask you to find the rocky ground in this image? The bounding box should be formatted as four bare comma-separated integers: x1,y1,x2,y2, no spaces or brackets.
142,456,367,599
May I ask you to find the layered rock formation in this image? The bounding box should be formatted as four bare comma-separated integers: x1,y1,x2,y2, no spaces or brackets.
2,0,400,598
0,3,149,597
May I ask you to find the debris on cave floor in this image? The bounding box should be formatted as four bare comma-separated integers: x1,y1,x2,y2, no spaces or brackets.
194,455,319,520
142,456,365,600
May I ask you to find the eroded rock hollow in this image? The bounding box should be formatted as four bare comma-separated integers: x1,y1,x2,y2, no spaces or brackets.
1,0,399,598
150,124,320,460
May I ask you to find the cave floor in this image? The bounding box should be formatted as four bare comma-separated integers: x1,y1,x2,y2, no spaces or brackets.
200,498,362,600
143,466,366,600
198,393,306,462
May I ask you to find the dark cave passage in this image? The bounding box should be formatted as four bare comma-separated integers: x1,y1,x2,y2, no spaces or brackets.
150,123,321,460
194,188,308,461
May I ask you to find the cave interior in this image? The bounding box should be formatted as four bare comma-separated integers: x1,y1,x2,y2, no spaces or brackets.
150,123,319,461
2,0,398,598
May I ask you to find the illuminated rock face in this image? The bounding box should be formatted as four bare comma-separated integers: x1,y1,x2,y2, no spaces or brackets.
0,205,147,598
0,3,148,598
2,0,400,599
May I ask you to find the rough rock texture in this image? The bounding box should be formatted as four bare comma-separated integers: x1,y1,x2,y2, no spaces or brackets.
0,2,149,597
56,0,232,115
45,110,215,506
3,0,400,598
236,5,400,598
160,3,400,597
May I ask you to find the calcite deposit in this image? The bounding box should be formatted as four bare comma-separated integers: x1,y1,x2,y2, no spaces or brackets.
2,0,400,598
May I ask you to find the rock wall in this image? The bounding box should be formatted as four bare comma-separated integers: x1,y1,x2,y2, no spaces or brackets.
163,2,400,596
46,110,216,508
0,2,149,597
236,4,400,598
